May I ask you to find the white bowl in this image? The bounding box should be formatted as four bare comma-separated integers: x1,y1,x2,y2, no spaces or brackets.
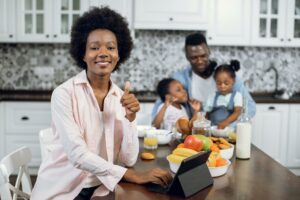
147,129,172,145
167,159,180,173
211,126,233,137
220,144,234,160
208,160,231,177
137,125,155,138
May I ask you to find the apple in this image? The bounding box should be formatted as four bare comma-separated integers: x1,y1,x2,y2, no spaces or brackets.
184,135,203,152
193,134,212,151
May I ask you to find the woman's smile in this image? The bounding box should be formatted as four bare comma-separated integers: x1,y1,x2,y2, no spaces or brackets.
94,60,111,67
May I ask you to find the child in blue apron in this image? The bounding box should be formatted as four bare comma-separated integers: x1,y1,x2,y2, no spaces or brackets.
205,60,243,129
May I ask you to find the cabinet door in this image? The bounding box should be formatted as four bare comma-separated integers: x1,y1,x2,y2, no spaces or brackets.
52,0,88,42
207,0,251,46
134,0,208,30
5,135,42,168
89,0,132,29
0,0,16,42
2,102,51,172
286,0,300,46
287,105,300,167
251,104,289,165
252,0,286,46
4,102,51,134
17,0,52,42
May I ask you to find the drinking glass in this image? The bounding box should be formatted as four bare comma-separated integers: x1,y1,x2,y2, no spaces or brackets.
143,131,158,150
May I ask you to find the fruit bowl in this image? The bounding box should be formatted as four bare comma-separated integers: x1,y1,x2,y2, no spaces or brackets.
208,159,231,177
166,158,180,173
220,144,234,160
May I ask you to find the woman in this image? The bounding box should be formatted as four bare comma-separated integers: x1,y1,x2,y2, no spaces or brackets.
31,7,172,199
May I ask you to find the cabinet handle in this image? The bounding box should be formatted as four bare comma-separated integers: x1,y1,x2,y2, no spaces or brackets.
169,17,173,21
280,38,284,42
53,34,57,38
287,38,291,42
208,36,212,40
9,34,13,38
21,116,29,121
46,34,49,38
268,106,275,110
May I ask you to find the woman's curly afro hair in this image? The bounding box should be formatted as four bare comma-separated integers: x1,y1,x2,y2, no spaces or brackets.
70,7,133,71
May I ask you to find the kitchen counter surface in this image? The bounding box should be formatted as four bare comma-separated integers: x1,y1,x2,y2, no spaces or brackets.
1,90,300,103
93,140,300,200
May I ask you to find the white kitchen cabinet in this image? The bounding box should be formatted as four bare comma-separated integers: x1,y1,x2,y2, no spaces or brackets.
1,102,51,173
0,0,16,42
207,0,251,46
88,0,133,29
251,104,289,165
287,105,300,168
252,0,300,46
16,0,88,43
134,0,208,30
286,0,300,46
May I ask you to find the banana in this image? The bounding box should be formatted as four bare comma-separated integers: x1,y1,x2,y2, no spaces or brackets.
172,147,198,157
167,154,186,165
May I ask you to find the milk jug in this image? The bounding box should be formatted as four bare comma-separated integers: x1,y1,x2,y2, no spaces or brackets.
236,96,252,159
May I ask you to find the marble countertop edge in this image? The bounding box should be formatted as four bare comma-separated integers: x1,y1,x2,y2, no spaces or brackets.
0,90,300,104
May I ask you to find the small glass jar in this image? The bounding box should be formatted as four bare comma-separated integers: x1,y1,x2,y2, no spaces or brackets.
192,112,212,137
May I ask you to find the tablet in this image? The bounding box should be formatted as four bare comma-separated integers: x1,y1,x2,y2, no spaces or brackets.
146,150,213,198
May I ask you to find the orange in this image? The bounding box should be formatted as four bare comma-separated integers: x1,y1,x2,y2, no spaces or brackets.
141,152,155,160
210,143,220,152
216,158,227,167
177,143,185,148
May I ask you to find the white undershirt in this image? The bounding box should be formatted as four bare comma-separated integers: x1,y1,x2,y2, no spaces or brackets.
157,104,188,131
84,112,104,188
191,71,216,107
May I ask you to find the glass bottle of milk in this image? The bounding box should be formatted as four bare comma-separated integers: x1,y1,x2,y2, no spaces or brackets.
236,95,252,159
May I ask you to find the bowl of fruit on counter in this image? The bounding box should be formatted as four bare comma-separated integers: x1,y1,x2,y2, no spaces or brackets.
209,137,234,160
207,151,231,177
166,134,213,173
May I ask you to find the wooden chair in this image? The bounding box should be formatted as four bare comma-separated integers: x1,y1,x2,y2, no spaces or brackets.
39,127,54,161
0,146,32,200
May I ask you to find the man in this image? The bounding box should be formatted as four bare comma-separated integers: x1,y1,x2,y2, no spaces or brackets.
152,33,256,126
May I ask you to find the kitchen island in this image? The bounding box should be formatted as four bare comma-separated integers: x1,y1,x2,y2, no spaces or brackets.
94,141,300,200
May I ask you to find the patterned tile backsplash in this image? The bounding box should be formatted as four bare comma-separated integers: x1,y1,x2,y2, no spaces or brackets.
1,30,300,95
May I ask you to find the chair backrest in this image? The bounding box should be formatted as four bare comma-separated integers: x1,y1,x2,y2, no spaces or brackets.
39,127,54,162
0,146,32,200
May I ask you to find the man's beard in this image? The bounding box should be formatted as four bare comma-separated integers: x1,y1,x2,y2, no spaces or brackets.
195,60,217,79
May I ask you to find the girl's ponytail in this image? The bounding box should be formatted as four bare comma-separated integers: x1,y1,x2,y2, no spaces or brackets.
230,60,240,72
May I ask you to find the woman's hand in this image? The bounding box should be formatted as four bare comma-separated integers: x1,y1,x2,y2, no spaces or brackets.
123,168,173,187
121,81,140,122
189,99,201,112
